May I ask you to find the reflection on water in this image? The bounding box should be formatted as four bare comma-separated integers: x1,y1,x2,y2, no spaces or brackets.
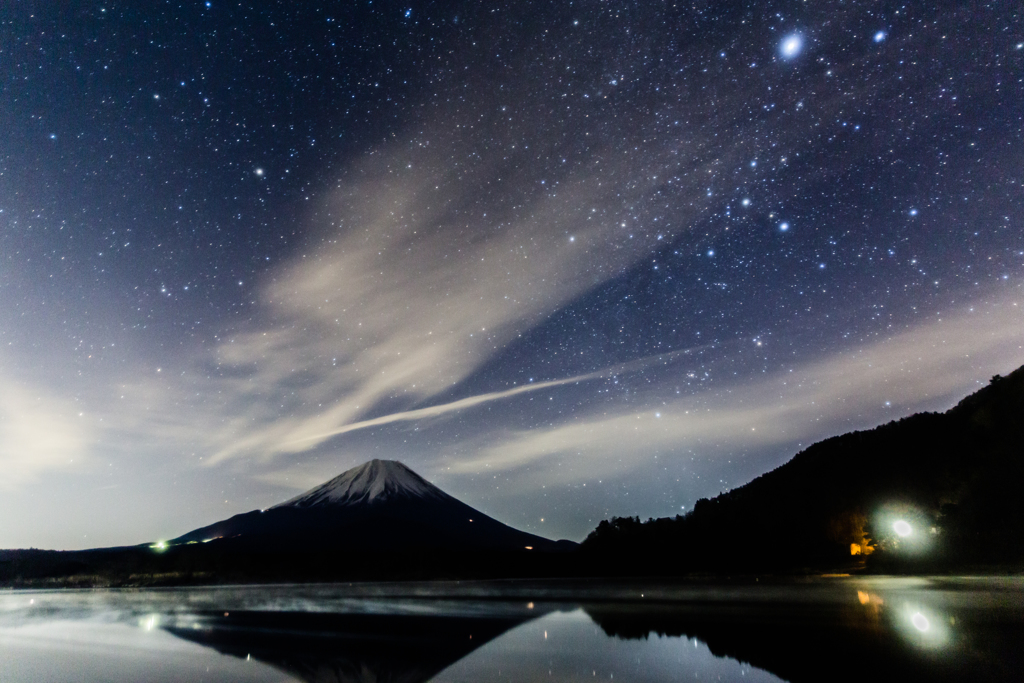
0,577,1021,682
434,610,782,683
166,609,541,683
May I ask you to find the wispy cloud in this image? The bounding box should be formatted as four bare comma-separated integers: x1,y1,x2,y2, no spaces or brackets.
268,347,702,451
450,298,1024,484
197,133,728,464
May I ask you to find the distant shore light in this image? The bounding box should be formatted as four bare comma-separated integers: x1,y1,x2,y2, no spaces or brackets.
893,520,912,537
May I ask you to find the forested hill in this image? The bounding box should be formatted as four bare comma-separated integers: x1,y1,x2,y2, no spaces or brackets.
584,364,1024,572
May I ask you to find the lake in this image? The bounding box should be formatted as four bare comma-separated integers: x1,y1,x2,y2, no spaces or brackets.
1,577,1021,682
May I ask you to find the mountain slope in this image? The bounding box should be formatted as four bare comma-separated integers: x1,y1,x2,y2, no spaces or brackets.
170,460,574,554
584,364,1024,571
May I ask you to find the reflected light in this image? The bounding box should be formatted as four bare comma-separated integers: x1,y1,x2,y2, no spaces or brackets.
893,520,912,537
895,603,949,649
856,590,883,608
911,612,930,632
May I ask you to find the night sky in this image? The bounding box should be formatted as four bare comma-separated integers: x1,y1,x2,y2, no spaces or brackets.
2,1,1022,550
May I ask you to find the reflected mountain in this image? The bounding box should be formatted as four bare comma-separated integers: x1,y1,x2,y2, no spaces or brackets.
583,584,1024,683
165,608,547,683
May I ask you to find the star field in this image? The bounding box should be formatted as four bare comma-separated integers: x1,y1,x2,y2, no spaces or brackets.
1,1,1022,549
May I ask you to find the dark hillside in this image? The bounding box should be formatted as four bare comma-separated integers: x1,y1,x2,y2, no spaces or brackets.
584,364,1024,572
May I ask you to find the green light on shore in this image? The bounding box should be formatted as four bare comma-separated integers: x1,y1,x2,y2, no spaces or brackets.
150,540,168,551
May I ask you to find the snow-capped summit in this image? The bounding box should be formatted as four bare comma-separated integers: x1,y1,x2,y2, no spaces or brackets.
273,459,448,508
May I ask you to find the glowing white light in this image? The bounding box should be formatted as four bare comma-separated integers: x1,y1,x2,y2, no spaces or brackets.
254,168,264,176
911,612,929,632
780,35,803,59
742,198,751,206
874,31,886,43
893,520,912,537
779,222,789,232
150,540,168,551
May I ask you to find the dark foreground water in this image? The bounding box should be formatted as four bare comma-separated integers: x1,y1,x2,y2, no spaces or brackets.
1,577,1021,682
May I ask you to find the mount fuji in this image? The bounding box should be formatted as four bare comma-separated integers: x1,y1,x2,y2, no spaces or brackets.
169,459,576,554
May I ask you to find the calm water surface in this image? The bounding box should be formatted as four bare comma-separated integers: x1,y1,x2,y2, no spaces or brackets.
1,577,1021,682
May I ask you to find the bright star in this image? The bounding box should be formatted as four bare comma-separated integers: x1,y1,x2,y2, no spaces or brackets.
742,198,751,206
254,168,264,176
779,222,789,231
780,34,803,59
874,31,886,43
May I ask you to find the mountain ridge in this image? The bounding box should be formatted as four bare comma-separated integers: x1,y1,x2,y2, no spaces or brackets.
169,459,575,555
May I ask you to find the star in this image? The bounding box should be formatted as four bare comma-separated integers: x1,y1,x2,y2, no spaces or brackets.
780,35,803,59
